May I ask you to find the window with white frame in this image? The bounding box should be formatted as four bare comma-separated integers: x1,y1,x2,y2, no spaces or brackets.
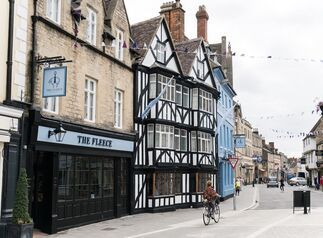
116,29,124,60
87,8,97,45
157,75,175,101
46,0,61,24
192,88,198,109
149,74,157,98
191,131,197,151
182,86,189,107
197,60,204,79
43,97,59,113
200,90,213,113
174,129,187,151
114,89,123,128
175,85,182,106
84,79,96,122
155,42,166,63
198,132,212,153
147,124,154,148
155,124,174,149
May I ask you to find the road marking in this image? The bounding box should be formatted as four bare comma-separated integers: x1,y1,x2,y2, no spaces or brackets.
245,214,294,238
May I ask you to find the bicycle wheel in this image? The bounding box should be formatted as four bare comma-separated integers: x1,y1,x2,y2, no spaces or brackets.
213,204,220,223
202,207,210,225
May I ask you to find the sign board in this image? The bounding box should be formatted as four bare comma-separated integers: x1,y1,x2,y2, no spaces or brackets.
315,150,323,156
228,156,239,169
43,66,67,97
37,126,134,152
234,134,246,148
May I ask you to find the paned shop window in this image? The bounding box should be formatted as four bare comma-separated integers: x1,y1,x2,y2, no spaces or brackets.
47,0,61,24
198,173,212,192
84,79,96,122
87,8,97,45
174,173,182,194
155,173,174,196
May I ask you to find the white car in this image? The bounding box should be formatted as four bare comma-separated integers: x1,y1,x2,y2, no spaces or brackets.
267,177,279,188
288,177,307,186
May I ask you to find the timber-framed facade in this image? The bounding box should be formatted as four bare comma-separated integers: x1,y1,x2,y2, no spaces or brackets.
131,16,220,213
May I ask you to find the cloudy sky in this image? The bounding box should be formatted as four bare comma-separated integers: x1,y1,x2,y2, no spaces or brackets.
124,0,323,157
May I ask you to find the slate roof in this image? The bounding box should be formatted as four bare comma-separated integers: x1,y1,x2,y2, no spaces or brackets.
130,16,163,62
175,38,202,76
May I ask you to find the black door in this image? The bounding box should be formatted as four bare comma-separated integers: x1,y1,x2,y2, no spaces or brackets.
115,158,129,217
32,152,53,233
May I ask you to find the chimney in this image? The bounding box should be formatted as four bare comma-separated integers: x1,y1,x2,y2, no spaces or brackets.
160,0,185,43
269,142,275,150
196,5,209,42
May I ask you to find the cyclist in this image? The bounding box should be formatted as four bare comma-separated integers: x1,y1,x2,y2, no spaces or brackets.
203,180,219,218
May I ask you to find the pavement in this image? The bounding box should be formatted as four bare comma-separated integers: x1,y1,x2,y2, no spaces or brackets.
34,185,323,238
34,185,258,238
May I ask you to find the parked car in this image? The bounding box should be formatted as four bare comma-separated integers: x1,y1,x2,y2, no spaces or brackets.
267,177,279,188
288,177,307,186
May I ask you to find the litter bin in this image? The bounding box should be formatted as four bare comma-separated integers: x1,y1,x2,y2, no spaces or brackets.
293,190,310,214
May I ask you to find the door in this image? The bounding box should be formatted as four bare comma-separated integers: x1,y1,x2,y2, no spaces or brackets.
117,158,129,216
32,152,53,233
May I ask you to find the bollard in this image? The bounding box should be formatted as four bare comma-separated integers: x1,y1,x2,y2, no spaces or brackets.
303,191,307,214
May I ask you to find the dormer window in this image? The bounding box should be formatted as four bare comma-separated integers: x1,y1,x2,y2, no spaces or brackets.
155,42,166,63
197,60,204,79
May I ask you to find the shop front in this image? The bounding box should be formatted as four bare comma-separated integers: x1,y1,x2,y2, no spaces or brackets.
29,114,135,234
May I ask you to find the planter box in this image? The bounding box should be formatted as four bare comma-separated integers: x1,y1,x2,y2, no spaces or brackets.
7,223,33,238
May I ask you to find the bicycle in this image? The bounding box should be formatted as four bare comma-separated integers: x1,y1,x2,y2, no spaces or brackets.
202,198,220,225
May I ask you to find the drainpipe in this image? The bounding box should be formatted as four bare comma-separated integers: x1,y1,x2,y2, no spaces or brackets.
30,0,38,105
6,0,15,102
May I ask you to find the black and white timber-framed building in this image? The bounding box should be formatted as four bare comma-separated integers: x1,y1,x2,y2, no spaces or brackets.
131,16,220,213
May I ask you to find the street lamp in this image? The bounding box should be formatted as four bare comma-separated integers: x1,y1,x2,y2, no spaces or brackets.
48,123,66,142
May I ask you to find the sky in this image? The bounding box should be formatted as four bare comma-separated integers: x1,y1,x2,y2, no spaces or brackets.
124,0,323,157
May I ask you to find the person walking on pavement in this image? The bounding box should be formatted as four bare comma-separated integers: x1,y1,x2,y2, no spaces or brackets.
280,178,285,191
235,179,241,196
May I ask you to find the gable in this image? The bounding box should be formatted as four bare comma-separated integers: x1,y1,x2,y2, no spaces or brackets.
141,19,181,74
189,44,216,89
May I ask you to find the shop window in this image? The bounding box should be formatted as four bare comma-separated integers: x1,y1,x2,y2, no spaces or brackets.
103,160,114,197
174,173,182,194
58,155,73,201
197,173,212,192
155,173,174,196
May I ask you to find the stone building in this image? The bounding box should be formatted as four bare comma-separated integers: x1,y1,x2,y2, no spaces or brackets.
252,129,264,182
234,104,254,184
24,0,135,233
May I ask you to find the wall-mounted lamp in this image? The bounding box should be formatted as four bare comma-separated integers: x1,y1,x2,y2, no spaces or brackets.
48,123,66,142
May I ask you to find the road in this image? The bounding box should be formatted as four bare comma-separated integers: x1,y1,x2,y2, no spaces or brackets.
46,185,323,238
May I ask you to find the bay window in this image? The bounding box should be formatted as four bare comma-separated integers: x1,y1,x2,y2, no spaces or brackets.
155,124,174,149
191,131,213,153
174,129,187,151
